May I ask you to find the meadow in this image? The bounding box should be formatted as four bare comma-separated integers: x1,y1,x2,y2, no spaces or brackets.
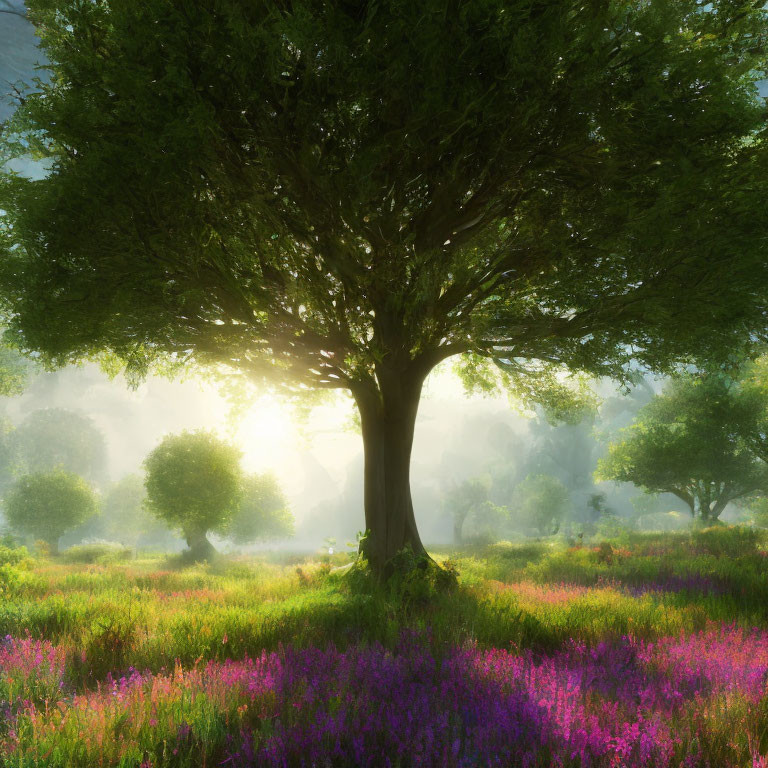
1,527,768,767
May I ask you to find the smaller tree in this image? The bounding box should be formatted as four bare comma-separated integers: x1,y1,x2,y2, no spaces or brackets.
143,431,242,560
516,474,570,536
443,477,490,546
227,473,294,545
597,375,768,521
4,470,97,554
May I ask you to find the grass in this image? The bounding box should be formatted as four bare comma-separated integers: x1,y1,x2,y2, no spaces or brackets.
1,526,768,765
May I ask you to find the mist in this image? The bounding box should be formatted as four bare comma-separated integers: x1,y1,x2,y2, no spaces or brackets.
0,354,689,555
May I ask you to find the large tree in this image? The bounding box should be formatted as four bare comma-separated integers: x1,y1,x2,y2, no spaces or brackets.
597,375,768,520
1,0,768,571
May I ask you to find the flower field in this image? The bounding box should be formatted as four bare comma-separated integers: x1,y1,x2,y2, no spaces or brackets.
2,527,768,767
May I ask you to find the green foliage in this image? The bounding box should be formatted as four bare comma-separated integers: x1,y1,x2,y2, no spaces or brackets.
0,342,30,397
143,431,243,547
635,510,690,533
1,0,767,405
4,470,97,551
454,355,599,422
0,416,17,494
516,473,571,536
690,524,761,559
12,408,108,486
3,0,768,569
464,502,510,546
0,526,766,686
744,496,768,528
0,544,31,568
595,513,635,542
0,563,27,598
349,546,459,609
0,545,33,597
630,493,666,518
227,473,294,545
63,542,132,565
598,374,768,519
443,476,490,544
0,6,766,574
100,474,170,546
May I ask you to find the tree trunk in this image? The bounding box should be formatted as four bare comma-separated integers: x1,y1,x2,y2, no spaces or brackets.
355,371,426,575
453,512,466,547
697,494,713,521
710,496,729,520
48,537,59,556
672,490,695,517
185,530,216,561
698,485,715,522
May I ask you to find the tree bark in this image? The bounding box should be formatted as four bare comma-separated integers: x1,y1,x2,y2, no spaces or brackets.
710,496,729,520
185,530,216,561
671,490,695,517
355,369,427,575
453,513,466,547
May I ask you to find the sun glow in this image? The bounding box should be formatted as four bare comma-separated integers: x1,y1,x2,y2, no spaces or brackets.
235,398,296,474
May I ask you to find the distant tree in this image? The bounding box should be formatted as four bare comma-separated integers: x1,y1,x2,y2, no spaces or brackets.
228,473,294,545
2,0,768,573
444,477,490,546
597,376,768,521
0,346,35,496
463,501,510,545
143,431,243,560
0,418,16,496
516,474,570,536
586,491,614,521
742,496,768,529
4,470,97,554
630,493,666,520
13,408,108,486
737,355,768,466
100,474,173,547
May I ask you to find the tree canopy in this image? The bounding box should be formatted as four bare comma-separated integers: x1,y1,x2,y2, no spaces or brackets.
2,0,767,569
443,477,490,545
0,341,30,397
228,473,294,545
4,469,97,553
12,408,108,486
516,473,571,535
100,473,173,547
143,430,242,559
597,375,768,520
